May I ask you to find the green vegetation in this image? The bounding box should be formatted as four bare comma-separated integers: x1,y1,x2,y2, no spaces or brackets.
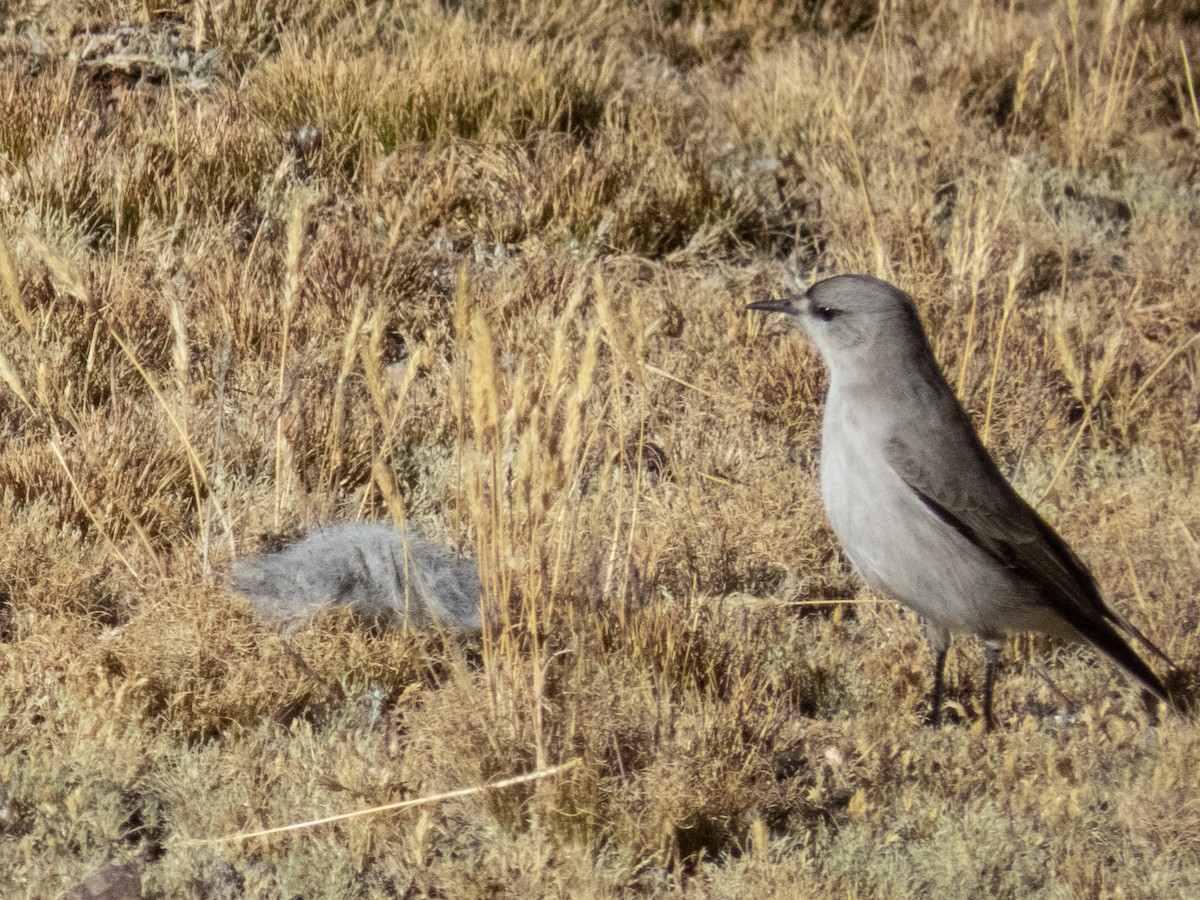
1,0,1199,895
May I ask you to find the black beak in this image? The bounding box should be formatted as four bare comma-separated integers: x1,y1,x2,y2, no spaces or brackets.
745,297,800,314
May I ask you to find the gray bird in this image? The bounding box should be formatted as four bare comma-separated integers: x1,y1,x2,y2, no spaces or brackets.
748,274,1175,729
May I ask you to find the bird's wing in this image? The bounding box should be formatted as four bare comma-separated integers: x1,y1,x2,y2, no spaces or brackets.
884,412,1175,683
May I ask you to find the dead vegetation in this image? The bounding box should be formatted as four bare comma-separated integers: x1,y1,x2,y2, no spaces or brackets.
2,0,1200,895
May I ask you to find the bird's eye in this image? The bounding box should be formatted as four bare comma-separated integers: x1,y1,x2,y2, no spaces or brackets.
813,305,840,322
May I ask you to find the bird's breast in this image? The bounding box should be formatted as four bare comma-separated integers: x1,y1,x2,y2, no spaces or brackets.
819,404,897,592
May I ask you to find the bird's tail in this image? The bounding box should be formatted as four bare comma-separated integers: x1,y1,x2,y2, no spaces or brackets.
1066,605,1180,712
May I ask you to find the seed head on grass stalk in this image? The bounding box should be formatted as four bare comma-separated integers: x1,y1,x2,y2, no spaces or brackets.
274,194,308,528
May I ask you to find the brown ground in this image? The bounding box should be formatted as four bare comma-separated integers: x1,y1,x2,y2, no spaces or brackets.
2,0,1200,896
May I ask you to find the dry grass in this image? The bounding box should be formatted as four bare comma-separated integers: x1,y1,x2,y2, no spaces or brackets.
2,0,1200,896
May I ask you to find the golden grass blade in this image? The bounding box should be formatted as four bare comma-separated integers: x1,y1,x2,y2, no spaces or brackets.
982,246,1025,445
49,440,140,582
1036,415,1089,505
274,194,307,527
1128,330,1200,413
0,348,36,416
183,759,582,847
1183,38,1200,128
643,362,718,400
766,597,888,608
0,235,32,332
103,325,214,507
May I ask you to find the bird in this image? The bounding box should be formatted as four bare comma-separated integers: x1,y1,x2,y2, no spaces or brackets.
748,273,1176,729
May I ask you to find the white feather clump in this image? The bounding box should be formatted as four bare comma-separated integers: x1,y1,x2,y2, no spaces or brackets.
232,524,482,630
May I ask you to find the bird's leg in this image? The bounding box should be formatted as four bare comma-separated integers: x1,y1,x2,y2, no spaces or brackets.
925,624,951,727
930,646,947,727
982,642,1001,732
